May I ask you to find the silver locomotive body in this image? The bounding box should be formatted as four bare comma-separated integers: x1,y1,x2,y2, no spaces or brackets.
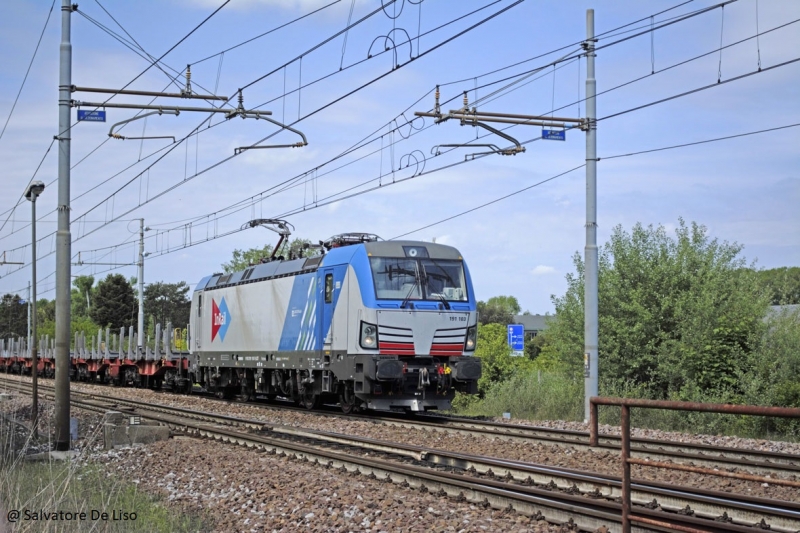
190,238,481,412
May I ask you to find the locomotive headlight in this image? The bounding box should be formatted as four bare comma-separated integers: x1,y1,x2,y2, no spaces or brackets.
360,321,378,349
464,325,477,352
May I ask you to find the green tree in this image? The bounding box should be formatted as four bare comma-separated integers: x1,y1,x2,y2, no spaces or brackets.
0,294,28,339
144,281,192,329
474,323,534,396
222,238,314,273
477,295,521,325
31,295,100,350
71,275,95,319
741,307,800,435
755,267,800,305
541,220,770,399
524,334,546,360
90,274,136,330
37,297,55,324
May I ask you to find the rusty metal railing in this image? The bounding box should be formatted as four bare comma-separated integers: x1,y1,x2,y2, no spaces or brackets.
589,396,800,533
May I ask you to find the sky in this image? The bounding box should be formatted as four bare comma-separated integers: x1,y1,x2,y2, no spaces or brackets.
0,0,797,314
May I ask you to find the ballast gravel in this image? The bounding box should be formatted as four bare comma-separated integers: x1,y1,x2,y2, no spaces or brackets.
50,379,797,502
3,375,799,531
90,438,564,533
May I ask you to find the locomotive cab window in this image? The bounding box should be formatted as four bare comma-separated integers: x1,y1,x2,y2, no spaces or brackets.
325,274,333,303
370,257,468,301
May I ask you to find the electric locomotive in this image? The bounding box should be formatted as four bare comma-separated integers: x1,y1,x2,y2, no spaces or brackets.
189,232,481,412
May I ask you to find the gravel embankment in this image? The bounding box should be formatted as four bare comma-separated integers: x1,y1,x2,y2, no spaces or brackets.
89,438,563,533
39,378,797,501
3,375,799,531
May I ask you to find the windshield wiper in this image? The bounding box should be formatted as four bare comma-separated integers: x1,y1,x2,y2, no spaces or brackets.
426,257,458,288
400,263,420,309
421,261,450,309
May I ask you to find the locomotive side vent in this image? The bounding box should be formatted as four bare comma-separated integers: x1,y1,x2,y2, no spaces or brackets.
303,256,323,269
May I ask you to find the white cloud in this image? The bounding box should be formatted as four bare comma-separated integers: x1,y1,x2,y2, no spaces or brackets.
531,265,557,276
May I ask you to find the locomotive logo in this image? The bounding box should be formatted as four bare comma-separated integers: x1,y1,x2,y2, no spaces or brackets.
211,297,231,342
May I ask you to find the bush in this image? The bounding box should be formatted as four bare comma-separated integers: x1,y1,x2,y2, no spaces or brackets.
543,220,770,399
597,380,755,437
452,370,583,421
740,306,800,438
473,323,535,396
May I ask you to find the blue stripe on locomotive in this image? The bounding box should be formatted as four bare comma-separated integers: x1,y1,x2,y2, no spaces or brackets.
277,263,348,351
278,273,317,351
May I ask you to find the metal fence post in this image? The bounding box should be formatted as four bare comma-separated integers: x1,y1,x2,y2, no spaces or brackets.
589,396,598,446
621,404,631,533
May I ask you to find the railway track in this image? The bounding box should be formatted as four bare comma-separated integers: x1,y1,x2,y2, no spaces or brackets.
371,411,800,477
3,377,799,532
3,373,800,476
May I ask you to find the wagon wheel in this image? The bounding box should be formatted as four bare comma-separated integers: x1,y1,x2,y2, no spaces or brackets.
339,385,359,415
301,388,320,410
235,384,252,403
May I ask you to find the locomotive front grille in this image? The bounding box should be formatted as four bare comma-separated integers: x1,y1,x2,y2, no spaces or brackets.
378,324,414,355
430,326,467,356
377,324,467,356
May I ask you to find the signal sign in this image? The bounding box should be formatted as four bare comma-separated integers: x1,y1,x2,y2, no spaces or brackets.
77,110,106,122
542,128,565,141
507,324,525,356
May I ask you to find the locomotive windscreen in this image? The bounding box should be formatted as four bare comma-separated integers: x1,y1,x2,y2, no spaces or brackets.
370,257,468,301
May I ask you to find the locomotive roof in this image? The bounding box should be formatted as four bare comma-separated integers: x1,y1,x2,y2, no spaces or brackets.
363,240,462,260
195,240,463,291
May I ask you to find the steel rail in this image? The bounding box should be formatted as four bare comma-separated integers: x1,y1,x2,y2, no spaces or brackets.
82,400,800,533
2,372,798,476
4,377,798,533
368,412,800,476
60,397,782,532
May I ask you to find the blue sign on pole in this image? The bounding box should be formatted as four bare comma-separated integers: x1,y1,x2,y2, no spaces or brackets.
507,324,525,355
77,109,106,122
542,128,565,141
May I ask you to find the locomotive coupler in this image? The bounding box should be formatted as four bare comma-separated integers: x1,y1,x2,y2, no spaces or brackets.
417,367,430,389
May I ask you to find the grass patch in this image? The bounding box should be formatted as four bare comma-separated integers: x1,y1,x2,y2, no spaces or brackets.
451,369,799,441
0,408,210,533
596,381,800,441
1,459,210,533
452,371,584,421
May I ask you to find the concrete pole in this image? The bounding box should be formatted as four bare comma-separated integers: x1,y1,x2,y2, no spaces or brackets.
584,9,599,422
30,202,38,438
27,282,30,355
138,219,144,353
54,0,73,451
